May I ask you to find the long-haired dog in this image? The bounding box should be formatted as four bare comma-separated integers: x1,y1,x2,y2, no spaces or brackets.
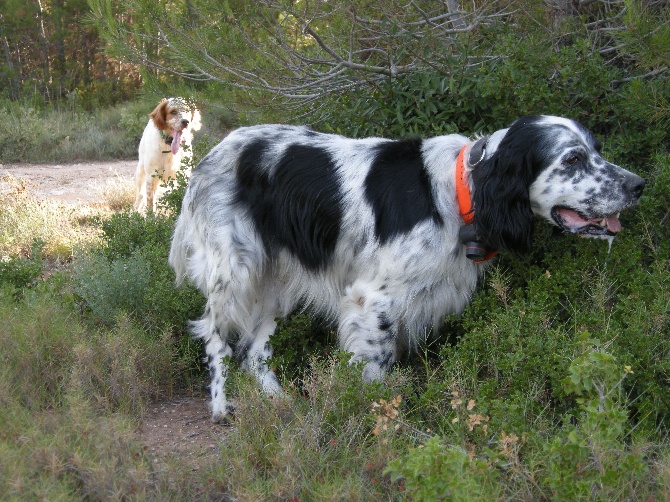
169,116,645,423
134,97,202,212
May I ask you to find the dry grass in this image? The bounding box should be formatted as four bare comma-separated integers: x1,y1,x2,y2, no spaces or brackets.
94,175,136,212
0,175,106,259
0,288,200,501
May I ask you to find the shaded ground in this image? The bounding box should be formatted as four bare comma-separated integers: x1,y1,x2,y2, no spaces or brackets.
1,160,225,461
140,392,228,465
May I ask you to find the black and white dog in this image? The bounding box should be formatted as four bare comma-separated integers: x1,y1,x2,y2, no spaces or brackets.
169,116,645,423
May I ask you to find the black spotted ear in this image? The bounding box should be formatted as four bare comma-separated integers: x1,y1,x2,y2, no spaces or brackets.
470,143,535,254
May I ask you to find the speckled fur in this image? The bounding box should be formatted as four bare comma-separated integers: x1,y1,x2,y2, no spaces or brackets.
169,116,644,423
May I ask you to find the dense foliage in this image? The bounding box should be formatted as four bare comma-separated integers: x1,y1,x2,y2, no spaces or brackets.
2,0,670,499
0,0,140,105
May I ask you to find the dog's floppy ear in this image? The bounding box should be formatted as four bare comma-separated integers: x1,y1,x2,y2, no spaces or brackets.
471,120,541,253
150,99,169,132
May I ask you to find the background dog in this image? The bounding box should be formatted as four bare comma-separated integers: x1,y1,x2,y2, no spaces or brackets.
169,116,645,423
134,97,201,212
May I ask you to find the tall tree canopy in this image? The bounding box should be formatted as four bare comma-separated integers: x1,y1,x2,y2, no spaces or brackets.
0,0,139,103
87,0,669,109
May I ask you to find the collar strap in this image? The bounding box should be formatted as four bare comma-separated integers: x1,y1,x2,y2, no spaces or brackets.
159,130,174,154
456,137,497,263
456,143,475,224
159,130,174,144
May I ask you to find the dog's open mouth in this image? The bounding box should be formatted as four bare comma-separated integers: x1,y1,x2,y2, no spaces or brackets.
551,207,622,236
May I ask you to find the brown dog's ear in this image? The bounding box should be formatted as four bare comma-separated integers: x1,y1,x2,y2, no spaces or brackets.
150,99,169,132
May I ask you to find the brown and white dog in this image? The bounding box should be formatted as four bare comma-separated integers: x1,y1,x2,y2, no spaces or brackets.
134,98,202,212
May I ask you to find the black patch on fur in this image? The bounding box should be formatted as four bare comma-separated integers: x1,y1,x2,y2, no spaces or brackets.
378,313,394,332
371,350,393,369
471,116,554,253
235,140,343,270
365,138,443,244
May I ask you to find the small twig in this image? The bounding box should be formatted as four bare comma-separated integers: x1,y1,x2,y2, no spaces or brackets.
611,66,669,86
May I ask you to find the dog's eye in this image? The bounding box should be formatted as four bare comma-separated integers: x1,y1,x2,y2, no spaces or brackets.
565,154,580,165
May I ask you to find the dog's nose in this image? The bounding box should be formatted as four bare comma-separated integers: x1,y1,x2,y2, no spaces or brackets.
627,176,645,199
181,119,190,127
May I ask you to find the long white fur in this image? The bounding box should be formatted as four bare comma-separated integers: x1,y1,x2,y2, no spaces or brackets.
169,118,644,422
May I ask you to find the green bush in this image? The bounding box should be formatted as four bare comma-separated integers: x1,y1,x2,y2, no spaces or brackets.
73,225,203,335
385,336,655,501
269,313,334,383
98,210,174,261
318,33,668,168
72,160,205,375
386,437,499,501
0,240,43,291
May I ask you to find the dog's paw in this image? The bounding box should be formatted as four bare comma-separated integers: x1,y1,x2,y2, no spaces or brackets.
210,401,236,425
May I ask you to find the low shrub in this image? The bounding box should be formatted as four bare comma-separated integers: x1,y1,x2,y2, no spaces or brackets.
0,241,43,290
385,335,656,501
216,352,412,500
69,314,178,415
72,164,205,370
73,222,204,335
0,282,178,414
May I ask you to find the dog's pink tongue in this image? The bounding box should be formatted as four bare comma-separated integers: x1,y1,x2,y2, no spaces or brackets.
171,129,182,154
606,214,622,233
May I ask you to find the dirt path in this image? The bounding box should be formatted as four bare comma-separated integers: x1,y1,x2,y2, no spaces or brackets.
1,160,137,204
140,392,229,465
1,160,226,462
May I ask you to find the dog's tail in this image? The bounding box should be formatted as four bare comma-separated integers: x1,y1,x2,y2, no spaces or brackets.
168,211,192,288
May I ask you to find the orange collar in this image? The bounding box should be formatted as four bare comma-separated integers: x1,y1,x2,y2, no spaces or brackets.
456,143,498,263
456,144,475,224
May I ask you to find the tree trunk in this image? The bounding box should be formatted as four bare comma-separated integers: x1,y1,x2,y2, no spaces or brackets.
0,29,20,100
36,0,52,100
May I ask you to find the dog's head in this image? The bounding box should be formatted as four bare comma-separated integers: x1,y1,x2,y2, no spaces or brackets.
149,97,200,154
471,115,645,253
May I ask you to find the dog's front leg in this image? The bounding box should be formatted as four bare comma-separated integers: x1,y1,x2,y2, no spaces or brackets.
338,283,398,381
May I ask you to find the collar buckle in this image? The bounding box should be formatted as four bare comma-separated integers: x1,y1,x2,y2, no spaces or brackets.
456,137,497,263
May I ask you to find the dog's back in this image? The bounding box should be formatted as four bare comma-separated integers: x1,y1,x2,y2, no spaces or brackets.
171,125,473,322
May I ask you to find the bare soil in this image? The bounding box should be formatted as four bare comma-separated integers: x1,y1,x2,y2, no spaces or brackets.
0,160,137,204
139,391,229,466
1,160,226,462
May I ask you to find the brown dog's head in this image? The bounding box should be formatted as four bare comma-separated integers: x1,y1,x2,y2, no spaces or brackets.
149,98,199,154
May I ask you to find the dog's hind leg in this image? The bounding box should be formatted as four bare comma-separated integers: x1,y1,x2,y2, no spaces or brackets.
134,160,147,211
239,316,283,396
236,282,288,396
338,282,398,382
191,302,235,423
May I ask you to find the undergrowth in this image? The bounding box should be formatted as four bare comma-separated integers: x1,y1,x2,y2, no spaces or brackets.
0,175,103,260
0,148,668,500
1,29,670,495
